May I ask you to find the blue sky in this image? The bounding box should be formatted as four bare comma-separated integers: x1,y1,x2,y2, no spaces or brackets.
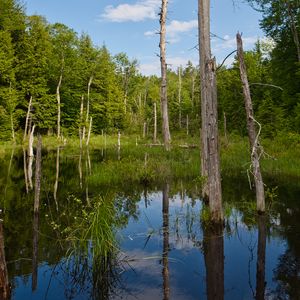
24,0,264,75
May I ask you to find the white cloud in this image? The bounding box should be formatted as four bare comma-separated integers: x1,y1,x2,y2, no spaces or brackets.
167,20,198,37
101,0,160,22
144,19,198,43
139,56,198,76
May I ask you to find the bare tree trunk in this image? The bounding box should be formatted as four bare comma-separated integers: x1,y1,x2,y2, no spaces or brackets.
83,76,93,140
79,96,84,149
160,0,171,151
9,83,15,143
0,220,10,300
153,102,157,143
86,117,92,146
28,125,35,158
178,66,182,129
198,0,209,191
57,73,63,138
236,33,265,213
23,96,32,141
198,0,223,221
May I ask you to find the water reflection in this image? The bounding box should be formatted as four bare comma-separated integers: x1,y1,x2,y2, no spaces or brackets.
0,220,10,300
162,183,170,300
0,148,298,299
255,215,266,300
203,223,224,300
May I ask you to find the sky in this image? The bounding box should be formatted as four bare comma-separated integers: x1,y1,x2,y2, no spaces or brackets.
24,0,265,75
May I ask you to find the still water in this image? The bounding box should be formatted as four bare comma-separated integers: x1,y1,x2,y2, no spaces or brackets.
1,147,299,299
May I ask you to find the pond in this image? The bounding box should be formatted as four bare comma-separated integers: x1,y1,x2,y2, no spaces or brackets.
0,146,299,299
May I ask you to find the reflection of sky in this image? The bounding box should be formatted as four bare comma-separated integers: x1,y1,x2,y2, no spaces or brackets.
12,191,288,299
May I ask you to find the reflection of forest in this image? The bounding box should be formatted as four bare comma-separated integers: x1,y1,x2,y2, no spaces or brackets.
0,149,299,299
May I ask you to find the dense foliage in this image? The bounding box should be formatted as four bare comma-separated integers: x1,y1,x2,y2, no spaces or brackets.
0,0,299,142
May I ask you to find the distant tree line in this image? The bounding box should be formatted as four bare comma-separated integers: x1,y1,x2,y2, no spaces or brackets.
0,0,299,141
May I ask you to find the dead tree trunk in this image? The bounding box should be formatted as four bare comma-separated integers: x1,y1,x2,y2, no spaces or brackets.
23,96,33,141
86,117,92,147
9,83,15,143
28,125,35,158
56,73,63,138
79,95,84,149
83,76,93,140
153,102,157,143
198,0,223,221
178,66,182,129
236,33,265,213
160,0,171,151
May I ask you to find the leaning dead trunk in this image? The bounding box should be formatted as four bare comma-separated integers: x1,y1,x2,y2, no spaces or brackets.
23,96,33,141
236,33,265,213
79,96,84,149
160,0,171,151
28,125,35,158
86,117,92,147
198,0,223,221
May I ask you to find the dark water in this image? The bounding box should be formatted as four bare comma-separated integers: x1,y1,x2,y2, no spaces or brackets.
0,147,300,300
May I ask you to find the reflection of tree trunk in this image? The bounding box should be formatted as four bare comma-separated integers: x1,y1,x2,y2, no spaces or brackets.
256,215,266,300
162,183,170,300
32,135,42,291
54,147,60,211
23,148,29,194
0,220,10,300
203,224,224,300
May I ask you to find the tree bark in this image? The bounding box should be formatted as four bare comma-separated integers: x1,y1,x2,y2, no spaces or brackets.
79,95,84,149
56,73,63,138
23,96,32,141
160,0,171,151
86,117,92,146
178,66,182,129
28,125,35,158
198,0,223,221
236,33,265,213
153,102,157,143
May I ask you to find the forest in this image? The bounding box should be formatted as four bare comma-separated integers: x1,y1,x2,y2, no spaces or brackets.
0,0,299,141
0,0,300,299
